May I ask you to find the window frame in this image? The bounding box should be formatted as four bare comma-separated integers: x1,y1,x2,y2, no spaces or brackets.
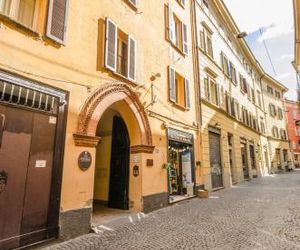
0,0,40,30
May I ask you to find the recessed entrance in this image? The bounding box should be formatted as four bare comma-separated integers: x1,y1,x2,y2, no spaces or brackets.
92,107,130,224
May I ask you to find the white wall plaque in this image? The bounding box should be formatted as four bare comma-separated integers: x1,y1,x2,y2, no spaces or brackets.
35,160,47,168
49,116,57,124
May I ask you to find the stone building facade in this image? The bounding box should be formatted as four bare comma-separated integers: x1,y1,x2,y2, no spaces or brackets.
285,99,300,168
193,0,292,190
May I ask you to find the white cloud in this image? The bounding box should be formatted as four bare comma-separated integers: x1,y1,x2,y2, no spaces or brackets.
223,0,297,100
276,72,292,80
280,54,294,60
258,23,293,43
223,0,293,34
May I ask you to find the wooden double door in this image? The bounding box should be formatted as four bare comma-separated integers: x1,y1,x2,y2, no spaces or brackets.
0,105,56,249
108,116,130,210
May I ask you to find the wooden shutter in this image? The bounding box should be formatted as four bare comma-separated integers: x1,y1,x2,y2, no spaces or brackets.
169,67,177,102
184,78,191,109
200,29,205,50
47,0,69,45
182,23,188,55
168,5,176,44
204,78,209,100
105,18,117,72
127,35,136,81
216,84,221,106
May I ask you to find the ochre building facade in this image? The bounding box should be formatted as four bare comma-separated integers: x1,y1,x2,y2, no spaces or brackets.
0,0,293,249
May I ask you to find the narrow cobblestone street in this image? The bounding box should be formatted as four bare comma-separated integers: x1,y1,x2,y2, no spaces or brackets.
45,171,300,250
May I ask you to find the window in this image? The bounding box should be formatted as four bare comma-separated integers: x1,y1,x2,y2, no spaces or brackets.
280,129,287,140
200,24,213,58
275,90,281,99
267,85,274,95
169,67,190,109
269,103,276,117
221,52,230,77
283,149,288,162
0,0,69,44
203,0,208,8
229,62,237,84
0,0,38,28
278,107,283,120
275,148,281,164
257,91,262,108
251,88,255,104
232,98,240,120
239,74,248,94
272,126,279,138
168,6,188,55
260,118,265,134
105,18,136,81
204,77,219,106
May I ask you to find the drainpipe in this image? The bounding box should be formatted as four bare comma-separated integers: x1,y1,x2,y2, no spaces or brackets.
190,0,203,187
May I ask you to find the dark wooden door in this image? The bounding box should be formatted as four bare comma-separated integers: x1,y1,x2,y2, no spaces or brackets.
209,132,223,189
108,116,130,210
0,106,56,249
241,143,249,179
249,145,256,170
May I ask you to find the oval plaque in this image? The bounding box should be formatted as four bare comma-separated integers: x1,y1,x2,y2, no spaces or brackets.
78,151,92,171
133,165,139,177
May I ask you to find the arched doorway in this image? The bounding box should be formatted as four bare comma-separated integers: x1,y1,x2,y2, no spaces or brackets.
93,108,130,216
73,83,155,225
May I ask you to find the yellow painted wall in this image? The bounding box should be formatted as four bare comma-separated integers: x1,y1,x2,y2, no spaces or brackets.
0,0,199,214
201,102,262,190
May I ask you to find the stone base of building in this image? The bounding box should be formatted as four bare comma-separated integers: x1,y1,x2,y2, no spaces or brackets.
59,207,92,240
142,192,169,213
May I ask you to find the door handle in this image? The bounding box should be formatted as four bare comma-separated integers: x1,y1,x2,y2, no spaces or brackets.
0,113,5,148
0,171,8,194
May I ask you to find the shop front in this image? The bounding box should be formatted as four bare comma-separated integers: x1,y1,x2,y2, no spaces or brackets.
167,128,195,203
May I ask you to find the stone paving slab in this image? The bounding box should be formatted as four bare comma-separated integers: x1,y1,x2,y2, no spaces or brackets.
43,171,300,250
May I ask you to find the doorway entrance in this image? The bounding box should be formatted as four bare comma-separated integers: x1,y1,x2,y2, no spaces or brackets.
249,144,257,172
0,74,67,250
167,128,195,203
93,108,130,224
209,131,223,189
241,141,249,179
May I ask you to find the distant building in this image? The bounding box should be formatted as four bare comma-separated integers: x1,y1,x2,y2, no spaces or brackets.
293,0,300,100
285,99,300,168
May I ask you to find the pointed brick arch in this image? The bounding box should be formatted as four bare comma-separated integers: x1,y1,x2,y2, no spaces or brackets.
73,83,153,152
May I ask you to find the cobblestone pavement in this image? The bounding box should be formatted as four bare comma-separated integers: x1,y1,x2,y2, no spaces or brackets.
45,171,300,250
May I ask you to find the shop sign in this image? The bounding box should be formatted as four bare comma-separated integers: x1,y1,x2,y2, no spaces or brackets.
78,151,92,171
168,128,193,144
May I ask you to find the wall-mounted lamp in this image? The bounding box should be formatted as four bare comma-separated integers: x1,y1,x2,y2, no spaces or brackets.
237,32,248,39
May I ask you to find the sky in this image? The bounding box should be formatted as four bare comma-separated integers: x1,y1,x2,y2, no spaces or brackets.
223,0,297,100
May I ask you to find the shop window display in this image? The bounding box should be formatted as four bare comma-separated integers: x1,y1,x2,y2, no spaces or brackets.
168,141,194,202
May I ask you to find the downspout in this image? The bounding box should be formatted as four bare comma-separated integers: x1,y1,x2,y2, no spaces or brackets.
190,0,203,186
